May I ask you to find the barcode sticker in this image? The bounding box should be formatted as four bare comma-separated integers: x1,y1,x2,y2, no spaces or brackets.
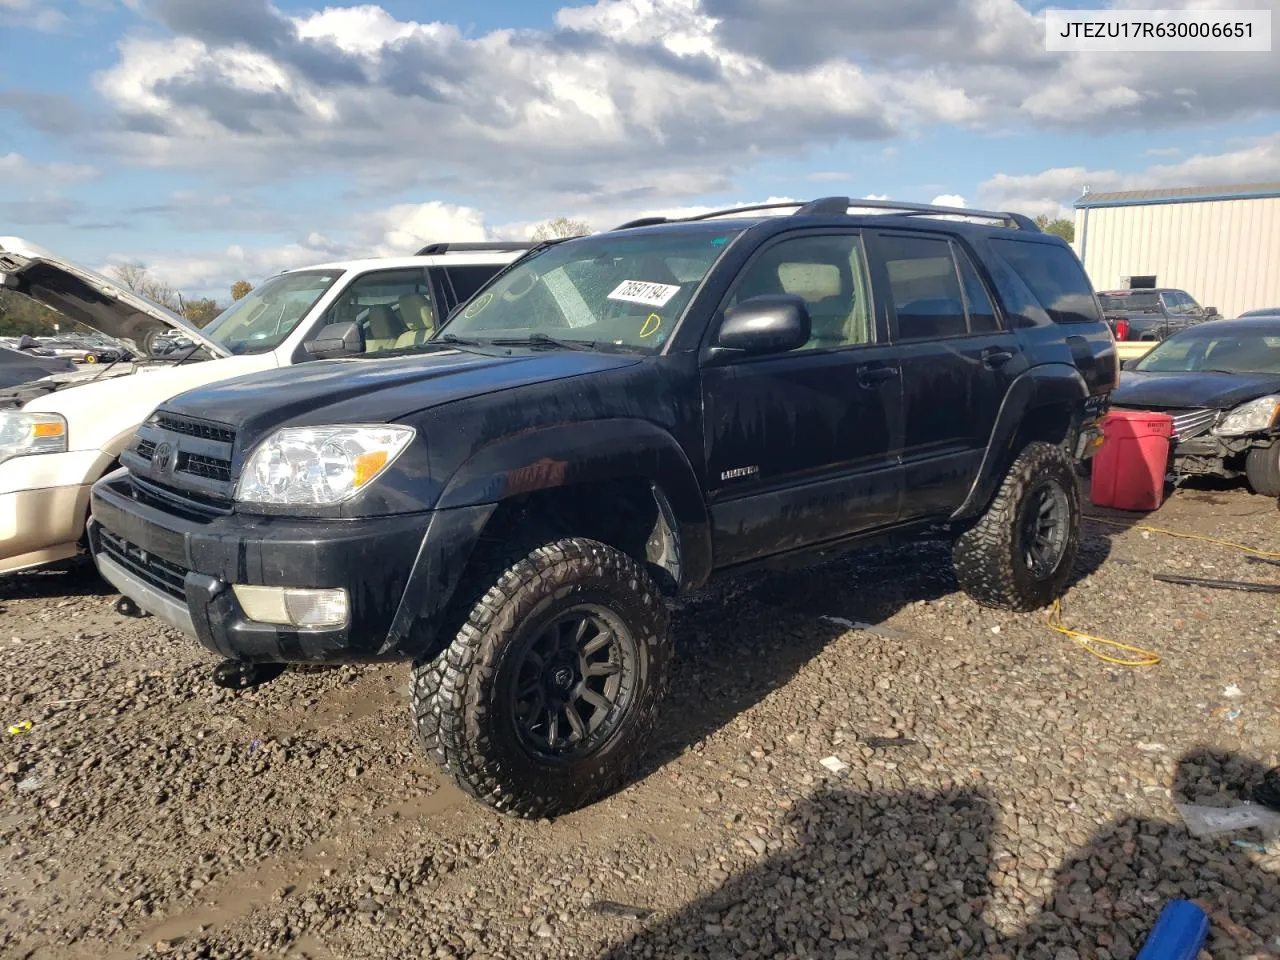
607,280,681,308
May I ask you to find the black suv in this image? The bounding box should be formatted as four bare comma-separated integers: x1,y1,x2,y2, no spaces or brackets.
88,198,1117,818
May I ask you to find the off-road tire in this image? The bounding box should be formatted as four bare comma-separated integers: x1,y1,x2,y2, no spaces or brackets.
420,538,671,819
409,653,447,755
1245,445,1280,498
952,441,1081,611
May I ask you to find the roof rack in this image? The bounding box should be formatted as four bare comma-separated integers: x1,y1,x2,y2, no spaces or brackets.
414,241,536,256
612,197,1040,232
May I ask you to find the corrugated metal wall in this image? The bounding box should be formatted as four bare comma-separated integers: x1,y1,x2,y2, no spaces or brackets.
1072,196,1280,318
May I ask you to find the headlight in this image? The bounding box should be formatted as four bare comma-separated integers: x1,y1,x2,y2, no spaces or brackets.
1214,395,1280,437
235,424,415,506
0,411,68,464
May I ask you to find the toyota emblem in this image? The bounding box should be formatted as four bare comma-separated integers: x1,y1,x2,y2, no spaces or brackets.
152,441,174,474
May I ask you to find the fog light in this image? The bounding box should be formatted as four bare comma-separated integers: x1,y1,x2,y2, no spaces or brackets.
232,585,349,628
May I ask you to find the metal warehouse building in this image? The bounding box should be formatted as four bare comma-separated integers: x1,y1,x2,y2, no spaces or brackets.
1073,182,1280,319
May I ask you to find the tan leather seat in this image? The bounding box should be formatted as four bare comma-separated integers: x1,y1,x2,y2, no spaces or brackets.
364,304,406,353
394,293,435,349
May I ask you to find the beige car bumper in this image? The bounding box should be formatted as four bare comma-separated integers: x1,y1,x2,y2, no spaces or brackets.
0,483,94,574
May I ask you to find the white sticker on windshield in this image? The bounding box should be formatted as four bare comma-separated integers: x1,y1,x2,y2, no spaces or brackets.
607,280,681,308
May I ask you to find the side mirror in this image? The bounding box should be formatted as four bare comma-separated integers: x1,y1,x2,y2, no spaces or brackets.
304,321,364,359
1121,358,1139,371
716,295,811,355
1205,306,1219,317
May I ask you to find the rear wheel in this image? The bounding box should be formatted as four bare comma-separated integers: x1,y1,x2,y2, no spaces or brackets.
1245,445,1280,497
952,442,1081,611
418,537,671,818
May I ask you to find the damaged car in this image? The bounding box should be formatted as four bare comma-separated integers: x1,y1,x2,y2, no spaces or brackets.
0,237,529,574
87,196,1117,818
1112,316,1280,495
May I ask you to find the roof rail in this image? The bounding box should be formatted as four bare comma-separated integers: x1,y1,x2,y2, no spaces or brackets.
612,197,1040,232
613,216,670,230
414,241,536,256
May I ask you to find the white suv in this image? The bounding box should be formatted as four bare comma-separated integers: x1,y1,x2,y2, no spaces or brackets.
0,238,531,574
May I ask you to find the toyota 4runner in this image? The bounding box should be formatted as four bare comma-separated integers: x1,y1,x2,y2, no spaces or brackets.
88,198,1118,818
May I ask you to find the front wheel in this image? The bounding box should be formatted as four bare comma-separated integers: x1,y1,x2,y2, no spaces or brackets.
418,538,671,818
952,442,1081,611
1245,445,1280,497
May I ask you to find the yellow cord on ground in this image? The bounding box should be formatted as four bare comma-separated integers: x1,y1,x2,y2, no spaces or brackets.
1085,515,1280,560
1043,514,1280,667
1045,599,1161,667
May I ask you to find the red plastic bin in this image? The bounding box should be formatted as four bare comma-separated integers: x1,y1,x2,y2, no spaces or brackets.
1090,410,1174,511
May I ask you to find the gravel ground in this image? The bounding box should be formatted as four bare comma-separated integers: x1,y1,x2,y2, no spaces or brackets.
2,483,1278,960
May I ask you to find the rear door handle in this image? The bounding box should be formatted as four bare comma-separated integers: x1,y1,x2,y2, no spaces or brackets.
857,363,898,387
982,347,1014,369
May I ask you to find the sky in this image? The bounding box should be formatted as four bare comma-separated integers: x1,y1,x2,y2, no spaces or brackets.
1,0,1278,297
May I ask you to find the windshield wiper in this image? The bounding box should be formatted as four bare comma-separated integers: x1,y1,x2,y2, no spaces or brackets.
487,333,595,351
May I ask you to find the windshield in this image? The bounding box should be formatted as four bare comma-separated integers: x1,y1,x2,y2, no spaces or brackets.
439,227,742,352
202,269,343,355
1099,292,1160,313
1136,328,1280,374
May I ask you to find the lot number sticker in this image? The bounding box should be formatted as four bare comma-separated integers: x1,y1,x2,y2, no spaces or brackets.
608,280,681,308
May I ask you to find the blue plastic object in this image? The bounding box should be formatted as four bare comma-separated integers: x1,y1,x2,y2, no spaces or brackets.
1135,900,1209,960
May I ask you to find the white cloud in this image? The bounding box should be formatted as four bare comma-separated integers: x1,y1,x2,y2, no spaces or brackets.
930,194,967,207
106,198,493,293
0,0,68,30
977,132,1280,219
0,153,100,183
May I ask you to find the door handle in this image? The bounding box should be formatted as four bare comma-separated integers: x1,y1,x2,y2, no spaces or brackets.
981,347,1014,369
857,363,897,387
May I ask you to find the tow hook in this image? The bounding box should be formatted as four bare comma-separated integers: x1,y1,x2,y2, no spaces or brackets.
114,596,148,618
211,660,287,690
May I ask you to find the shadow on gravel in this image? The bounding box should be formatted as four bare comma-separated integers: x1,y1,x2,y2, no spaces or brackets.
0,558,115,601
602,748,1280,960
641,527,1112,780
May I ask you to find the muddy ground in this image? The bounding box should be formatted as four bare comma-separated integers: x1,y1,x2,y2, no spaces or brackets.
2,484,1278,959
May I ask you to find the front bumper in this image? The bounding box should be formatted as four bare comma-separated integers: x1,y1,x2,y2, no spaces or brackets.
0,450,113,574
88,470,433,663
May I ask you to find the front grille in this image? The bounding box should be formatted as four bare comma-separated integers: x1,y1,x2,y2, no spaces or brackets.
156,413,236,445
96,527,189,601
132,411,237,498
178,452,232,483
1169,408,1219,441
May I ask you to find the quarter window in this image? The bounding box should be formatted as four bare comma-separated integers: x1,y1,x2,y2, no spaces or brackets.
989,239,1102,325
727,234,875,349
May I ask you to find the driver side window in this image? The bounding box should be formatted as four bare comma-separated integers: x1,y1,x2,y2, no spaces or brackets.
727,234,874,350
320,269,436,355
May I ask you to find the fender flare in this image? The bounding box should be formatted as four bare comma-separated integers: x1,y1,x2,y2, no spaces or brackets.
951,363,1088,522
436,418,712,583
379,419,712,660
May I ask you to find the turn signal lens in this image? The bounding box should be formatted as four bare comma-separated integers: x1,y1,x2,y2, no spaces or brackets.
32,421,66,439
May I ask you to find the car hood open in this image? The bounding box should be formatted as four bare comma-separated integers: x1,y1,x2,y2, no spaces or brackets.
0,237,228,359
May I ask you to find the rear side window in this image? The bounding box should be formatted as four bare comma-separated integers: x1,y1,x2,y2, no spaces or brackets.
880,235,967,340
990,239,1101,324
445,265,501,305
955,247,999,333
